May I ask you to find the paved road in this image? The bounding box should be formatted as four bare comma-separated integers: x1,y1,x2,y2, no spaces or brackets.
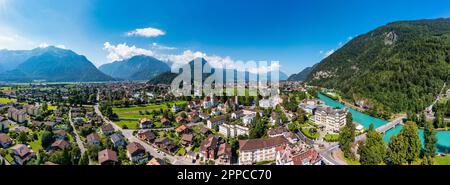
68,108,87,155
318,143,346,165
95,90,196,165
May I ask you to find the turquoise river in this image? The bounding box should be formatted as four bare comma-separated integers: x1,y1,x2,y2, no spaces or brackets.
318,93,450,153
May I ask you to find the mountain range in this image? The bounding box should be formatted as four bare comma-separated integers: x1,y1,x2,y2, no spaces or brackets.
148,58,288,85
99,55,171,81
287,64,317,81
0,46,114,82
303,18,450,114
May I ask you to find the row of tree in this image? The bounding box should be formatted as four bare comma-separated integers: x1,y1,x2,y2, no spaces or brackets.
339,116,437,165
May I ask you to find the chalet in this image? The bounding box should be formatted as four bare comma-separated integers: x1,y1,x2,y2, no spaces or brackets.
98,149,118,165
188,112,200,123
51,139,71,150
231,110,244,120
207,115,226,129
87,132,101,145
199,127,211,135
73,117,85,125
276,146,322,165
181,134,194,146
267,127,288,138
242,113,256,126
10,144,36,165
172,104,181,112
44,122,56,129
138,130,156,143
111,133,126,147
139,118,154,129
270,112,281,126
154,137,177,153
199,135,219,161
175,116,187,124
0,133,13,148
186,151,198,161
127,142,146,163
217,143,232,165
211,108,222,116
12,126,30,134
199,113,210,120
175,125,192,136
160,117,170,126
53,130,67,140
101,124,115,135
283,132,299,143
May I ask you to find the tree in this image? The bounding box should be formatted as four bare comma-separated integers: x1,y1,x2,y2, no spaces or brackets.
400,121,421,164
78,152,89,165
339,112,355,158
423,121,437,158
41,131,54,149
18,131,28,144
42,102,48,112
358,124,385,165
70,146,81,165
387,134,407,165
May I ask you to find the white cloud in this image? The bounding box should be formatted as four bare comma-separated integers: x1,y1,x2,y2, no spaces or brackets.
56,45,66,49
38,43,49,48
102,42,282,73
152,42,176,50
347,36,353,41
103,42,154,62
324,49,335,58
0,27,35,50
159,50,281,74
126,27,165,38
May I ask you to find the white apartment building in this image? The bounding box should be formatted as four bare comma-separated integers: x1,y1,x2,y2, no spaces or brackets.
314,106,348,134
219,123,249,138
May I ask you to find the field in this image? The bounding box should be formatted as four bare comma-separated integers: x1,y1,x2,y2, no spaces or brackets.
0,98,16,104
434,155,450,165
112,101,186,129
113,101,186,118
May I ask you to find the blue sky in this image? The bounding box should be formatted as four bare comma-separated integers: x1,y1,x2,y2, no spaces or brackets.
0,0,449,75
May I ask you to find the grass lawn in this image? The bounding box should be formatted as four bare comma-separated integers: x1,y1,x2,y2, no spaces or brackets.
344,157,361,165
300,127,319,139
0,97,16,104
434,155,450,165
4,150,14,163
324,133,339,142
115,120,139,129
29,131,43,152
47,105,57,111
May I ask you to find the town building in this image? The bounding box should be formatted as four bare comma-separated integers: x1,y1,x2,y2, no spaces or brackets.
314,106,348,134
238,136,289,165
219,123,249,138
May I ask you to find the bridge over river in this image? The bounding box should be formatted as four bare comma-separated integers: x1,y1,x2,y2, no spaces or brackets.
356,116,406,142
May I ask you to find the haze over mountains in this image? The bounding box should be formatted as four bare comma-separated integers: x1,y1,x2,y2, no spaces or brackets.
99,55,171,81
0,46,288,83
0,46,114,82
148,58,288,85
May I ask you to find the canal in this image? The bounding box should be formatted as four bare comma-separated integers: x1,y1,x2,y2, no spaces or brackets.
318,93,450,153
